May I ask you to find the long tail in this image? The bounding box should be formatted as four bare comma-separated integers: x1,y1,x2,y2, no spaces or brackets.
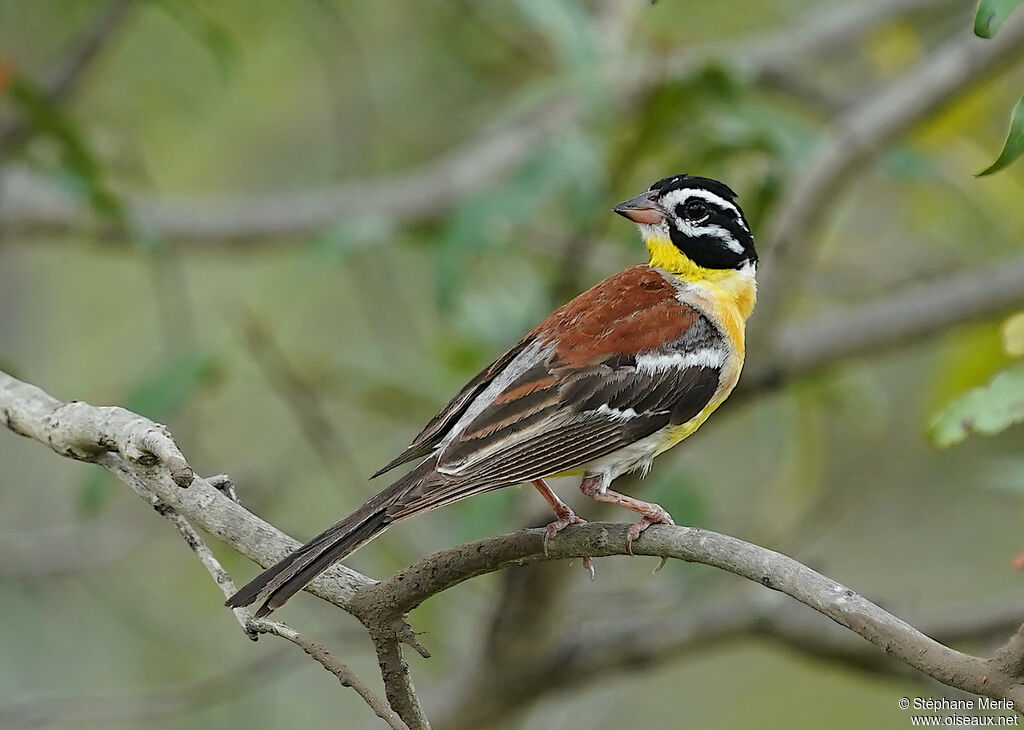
226,458,442,617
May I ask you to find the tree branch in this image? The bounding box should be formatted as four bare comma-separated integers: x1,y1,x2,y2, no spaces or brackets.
752,8,1024,342
6,355,1024,724
0,370,375,607
0,370,410,729
0,0,959,244
743,253,1024,395
158,488,410,730
350,524,1024,710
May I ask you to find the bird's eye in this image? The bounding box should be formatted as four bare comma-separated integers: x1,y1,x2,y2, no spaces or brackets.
681,200,709,223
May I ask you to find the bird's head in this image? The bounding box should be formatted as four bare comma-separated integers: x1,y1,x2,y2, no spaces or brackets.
614,174,757,281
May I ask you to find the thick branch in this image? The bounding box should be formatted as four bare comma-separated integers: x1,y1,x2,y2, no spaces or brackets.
349,524,1024,710
0,370,374,607
0,369,431,726
152,480,409,730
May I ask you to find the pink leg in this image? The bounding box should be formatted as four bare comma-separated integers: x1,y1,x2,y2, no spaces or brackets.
531,479,593,578
580,475,674,565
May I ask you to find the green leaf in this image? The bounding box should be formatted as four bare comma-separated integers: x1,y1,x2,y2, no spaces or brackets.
930,363,1024,447
4,75,124,220
974,0,1024,37
124,351,221,421
1004,312,1024,357
977,96,1024,176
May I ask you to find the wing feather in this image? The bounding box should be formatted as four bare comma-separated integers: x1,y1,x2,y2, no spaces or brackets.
370,336,537,478
378,266,733,521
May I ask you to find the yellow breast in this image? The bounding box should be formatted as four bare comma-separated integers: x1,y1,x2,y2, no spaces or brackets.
645,235,757,455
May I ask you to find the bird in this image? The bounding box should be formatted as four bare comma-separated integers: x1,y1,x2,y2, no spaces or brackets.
227,173,758,617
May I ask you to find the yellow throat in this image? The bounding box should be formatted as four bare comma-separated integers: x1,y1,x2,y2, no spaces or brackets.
644,235,757,354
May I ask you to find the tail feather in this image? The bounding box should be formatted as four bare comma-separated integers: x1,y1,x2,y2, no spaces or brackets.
226,457,441,616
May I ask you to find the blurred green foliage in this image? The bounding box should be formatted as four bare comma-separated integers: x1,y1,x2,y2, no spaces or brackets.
2,1,1024,729
5,74,123,218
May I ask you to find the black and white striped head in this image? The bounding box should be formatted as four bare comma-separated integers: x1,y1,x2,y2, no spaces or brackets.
613,174,757,271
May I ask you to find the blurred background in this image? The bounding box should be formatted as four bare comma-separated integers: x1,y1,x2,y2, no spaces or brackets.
2,1,1024,728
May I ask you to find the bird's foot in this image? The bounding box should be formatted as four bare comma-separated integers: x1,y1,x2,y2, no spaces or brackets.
542,511,594,579
543,510,587,554
625,503,674,563
532,479,595,578
578,475,674,572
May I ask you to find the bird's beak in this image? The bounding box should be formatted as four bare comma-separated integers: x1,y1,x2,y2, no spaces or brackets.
613,190,665,225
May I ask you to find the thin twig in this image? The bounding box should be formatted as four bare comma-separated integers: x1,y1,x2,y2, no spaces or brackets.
116,466,410,730
169,509,409,729
247,619,410,730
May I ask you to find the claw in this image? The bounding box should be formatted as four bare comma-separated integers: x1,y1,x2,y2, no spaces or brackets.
578,476,675,570
532,478,596,578
543,512,587,558
543,513,595,578
571,555,597,579
624,506,675,555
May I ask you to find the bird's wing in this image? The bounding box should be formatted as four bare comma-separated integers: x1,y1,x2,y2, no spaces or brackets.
388,265,730,518
369,336,536,478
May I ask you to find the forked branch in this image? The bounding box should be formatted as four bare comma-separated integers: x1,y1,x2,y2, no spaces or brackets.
5,368,1024,729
